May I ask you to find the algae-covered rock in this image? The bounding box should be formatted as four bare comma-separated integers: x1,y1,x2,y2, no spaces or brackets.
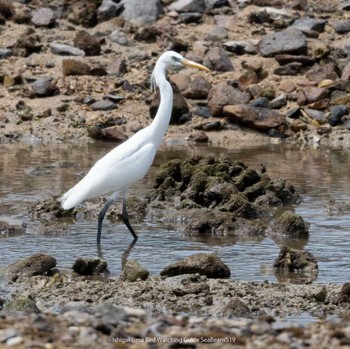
72,257,109,276
273,210,309,238
160,253,231,278
148,156,300,239
6,253,56,280
5,298,40,313
120,260,149,282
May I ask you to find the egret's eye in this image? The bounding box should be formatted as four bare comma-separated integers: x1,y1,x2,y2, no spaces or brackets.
171,56,181,63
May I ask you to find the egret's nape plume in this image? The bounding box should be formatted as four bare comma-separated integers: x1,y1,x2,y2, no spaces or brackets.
60,51,209,244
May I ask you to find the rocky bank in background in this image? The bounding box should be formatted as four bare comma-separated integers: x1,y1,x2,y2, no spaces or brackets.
0,0,350,147
2,0,350,348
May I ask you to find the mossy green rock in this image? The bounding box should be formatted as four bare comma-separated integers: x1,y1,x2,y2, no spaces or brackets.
121,260,149,282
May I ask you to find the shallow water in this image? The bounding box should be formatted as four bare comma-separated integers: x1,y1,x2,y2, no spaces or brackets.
1,141,350,287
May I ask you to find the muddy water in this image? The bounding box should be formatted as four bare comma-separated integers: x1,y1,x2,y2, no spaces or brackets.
1,142,350,284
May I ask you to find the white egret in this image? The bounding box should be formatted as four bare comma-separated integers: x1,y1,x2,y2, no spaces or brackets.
60,51,209,244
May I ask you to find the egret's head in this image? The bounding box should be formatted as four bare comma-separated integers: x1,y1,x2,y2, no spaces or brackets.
160,51,209,71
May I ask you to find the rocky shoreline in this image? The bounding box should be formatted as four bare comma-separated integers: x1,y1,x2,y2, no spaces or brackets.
2,0,350,347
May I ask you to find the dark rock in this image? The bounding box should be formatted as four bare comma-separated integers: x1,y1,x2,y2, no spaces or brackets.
5,298,40,313
305,63,339,83
328,105,348,126
15,28,42,57
169,0,205,13
332,20,350,34
120,260,149,282
193,105,212,118
338,283,350,303
194,120,222,131
66,0,98,28
62,59,91,76
205,0,229,9
160,253,231,278
191,131,209,143
134,25,162,42
97,0,125,22
31,7,56,27
6,253,56,279
50,43,85,56
340,1,350,10
250,97,269,108
72,258,109,275
223,40,258,55
224,105,286,131
297,87,329,105
0,48,11,58
150,83,189,124
290,18,326,33
273,246,318,272
101,126,128,142
183,75,211,99
121,0,164,25
270,94,288,109
31,77,59,97
90,100,117,111
275,54,315,66
285,106,301,119
208,82,251,116
258,29,307,57
204,47,234,72
73,31,101,56
274,62,303,75
304,109,327,124
0,0,14,19
272,210,309,238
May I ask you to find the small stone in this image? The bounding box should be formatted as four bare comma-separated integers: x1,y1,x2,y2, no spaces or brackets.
208,82,251,117
31,77,59,97
339,283,350,303
101,126,128,142
31,7,56,27
120,260,149,282
221,297,251,317
6,253,56,279
72,257,109,275
332,20,350,34
160,253,230,278
275,54,315,66
224,105,285,131
0,48,12,58
192,131,209,143
223,40,258,55
274,62,303,75
258,28,307,57
204,47,234,72
90,100,117,111
0,328,18,343
328,105,348,126
270,94,288,109
290,18,326,33
62,59,91,76
50,43,85,56
0,0,14,19
73,30,101,56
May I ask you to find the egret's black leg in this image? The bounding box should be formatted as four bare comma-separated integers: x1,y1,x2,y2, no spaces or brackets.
122,196,138,241
121,239,137,269
97,198,114,244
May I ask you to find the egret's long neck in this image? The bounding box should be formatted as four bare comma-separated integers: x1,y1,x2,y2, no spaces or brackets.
149,64,173,148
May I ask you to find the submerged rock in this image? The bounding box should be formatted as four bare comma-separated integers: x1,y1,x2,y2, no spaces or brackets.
160,253,231,278
0,220,25,237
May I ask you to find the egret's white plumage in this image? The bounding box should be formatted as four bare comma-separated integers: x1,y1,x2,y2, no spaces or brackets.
60,51,209,243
